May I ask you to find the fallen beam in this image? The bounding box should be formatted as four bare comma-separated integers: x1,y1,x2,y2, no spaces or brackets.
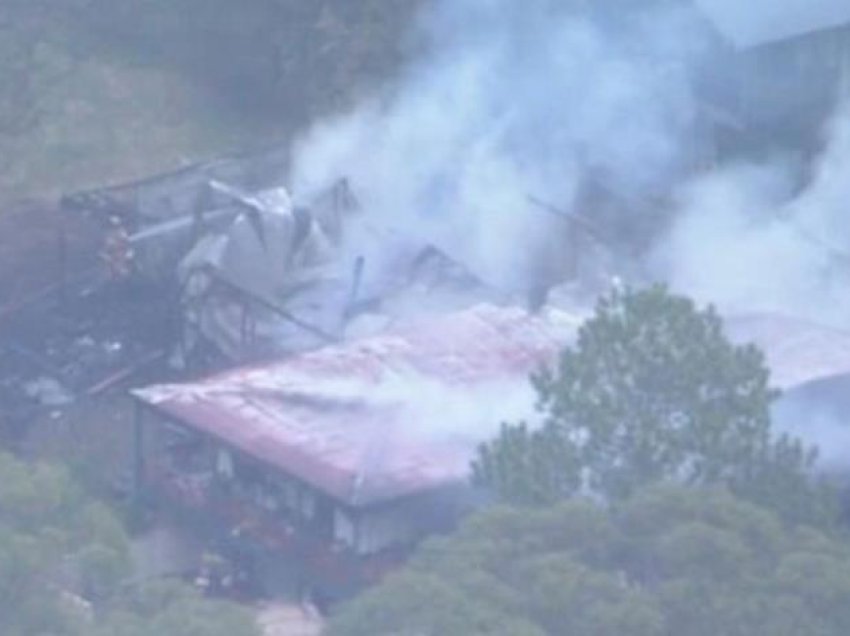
211,272,340,345
85,349,167,396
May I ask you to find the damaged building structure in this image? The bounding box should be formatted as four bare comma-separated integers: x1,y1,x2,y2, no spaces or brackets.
131,304,579,596
39,0,850,603
58,146,593,597
61,150,592,367
59,149,850,599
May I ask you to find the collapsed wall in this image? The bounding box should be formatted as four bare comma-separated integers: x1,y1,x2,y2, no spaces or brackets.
61,150,601,366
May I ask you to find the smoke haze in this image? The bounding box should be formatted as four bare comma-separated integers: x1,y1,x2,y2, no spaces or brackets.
659,104,850,325
290,0,850,331
288,0,850,475
290,0,710,292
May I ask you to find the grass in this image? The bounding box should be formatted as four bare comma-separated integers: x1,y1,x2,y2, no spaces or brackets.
0,39,289,203
0,0,420,205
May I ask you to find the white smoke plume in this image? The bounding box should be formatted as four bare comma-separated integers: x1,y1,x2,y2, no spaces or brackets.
287,0,850,475
290,0,711,293
290,0,850,324
658,103,850,325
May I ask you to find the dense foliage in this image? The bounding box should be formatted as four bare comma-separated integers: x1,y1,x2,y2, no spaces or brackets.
473,285,830,524
329,487,850,636
0,0,417,128
337,287,845,635
0,0,418,198
0,453,258,636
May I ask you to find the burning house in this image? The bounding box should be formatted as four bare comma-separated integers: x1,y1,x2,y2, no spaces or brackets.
36,9,850,596
46,133,609,600
124,301,850,598
130,304,580,596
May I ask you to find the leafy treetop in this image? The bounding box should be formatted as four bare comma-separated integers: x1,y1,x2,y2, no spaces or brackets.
329,486,850,636
473,285,828,524
0,452,259,636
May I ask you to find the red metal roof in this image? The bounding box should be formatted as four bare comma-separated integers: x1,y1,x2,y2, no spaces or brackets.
725,312,850,392
134,305,579,507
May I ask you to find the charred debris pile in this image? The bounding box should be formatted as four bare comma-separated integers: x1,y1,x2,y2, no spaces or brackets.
0,145,611,442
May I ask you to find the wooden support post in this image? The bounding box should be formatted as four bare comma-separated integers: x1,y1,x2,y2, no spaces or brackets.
133,402,147,510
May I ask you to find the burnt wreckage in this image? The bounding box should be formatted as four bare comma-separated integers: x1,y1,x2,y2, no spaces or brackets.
61,156,537,368
59,138,619,372
131,304,580,597
1,150,298,438
12,133,850,600
0,0,849,606
48,147,601,597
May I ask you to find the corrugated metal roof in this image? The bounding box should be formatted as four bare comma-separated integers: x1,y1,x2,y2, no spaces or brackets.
134,305,581,507
726,312,850,391
695,0,850,48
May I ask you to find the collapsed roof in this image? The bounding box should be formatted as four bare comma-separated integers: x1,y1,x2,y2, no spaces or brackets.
171,178,524,361
62,149,598,363
133,304,582,507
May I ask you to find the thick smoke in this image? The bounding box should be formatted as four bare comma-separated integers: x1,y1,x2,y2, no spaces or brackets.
658,102,850,325
289,0,850,474
290,0,710,293
290,0,850,322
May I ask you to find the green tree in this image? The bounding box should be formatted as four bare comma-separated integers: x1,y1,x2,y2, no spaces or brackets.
328,487,850,636
92,580,260,636
0,452,129,635
0,453,258,636
473,285,827,523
